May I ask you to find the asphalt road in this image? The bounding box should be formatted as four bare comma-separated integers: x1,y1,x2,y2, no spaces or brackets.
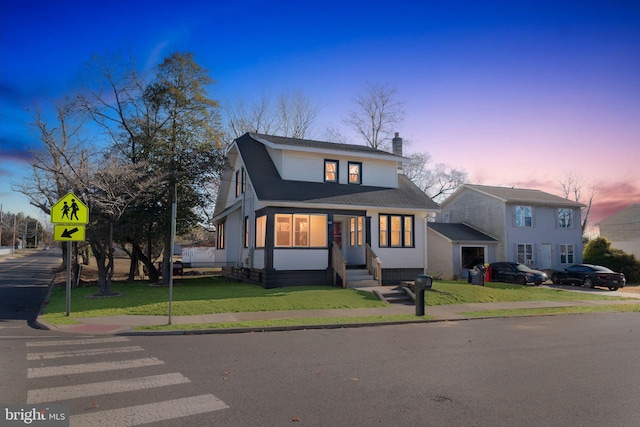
3,313,638,426
0,249,59,325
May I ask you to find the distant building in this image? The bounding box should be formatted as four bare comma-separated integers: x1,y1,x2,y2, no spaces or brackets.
431,184,585,278
597,204,640,258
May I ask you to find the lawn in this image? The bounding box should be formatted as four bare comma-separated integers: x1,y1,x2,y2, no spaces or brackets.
41,276,625,325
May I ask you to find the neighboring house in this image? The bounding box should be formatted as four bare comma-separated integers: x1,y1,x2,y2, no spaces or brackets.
427,223,498,280
597,204,640,258
212,132,439,287
433,184,584,277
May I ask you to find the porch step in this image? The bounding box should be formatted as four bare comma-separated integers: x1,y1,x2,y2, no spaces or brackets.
372,286,414,305
345,269,378,287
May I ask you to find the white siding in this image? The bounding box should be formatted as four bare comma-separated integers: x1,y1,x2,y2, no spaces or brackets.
282,151,322,182
426,229,454,279
265,146,284,176
368,209,427,269
273,249,328,270
279,150,398,188
253,249,265,269
361,158,398,187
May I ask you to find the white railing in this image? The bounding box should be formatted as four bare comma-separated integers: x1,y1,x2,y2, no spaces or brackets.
332,242,347,288
365,243,382,286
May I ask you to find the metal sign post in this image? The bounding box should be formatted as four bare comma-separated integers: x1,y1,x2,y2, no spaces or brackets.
51,192,89,316
66,242,71,316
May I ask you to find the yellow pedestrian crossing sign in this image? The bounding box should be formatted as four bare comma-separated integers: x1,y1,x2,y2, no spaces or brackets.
51,192,89,224
54,224,86,241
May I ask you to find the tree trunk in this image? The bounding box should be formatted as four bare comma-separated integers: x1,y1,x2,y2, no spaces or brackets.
127,250,138,282
132,243,159,283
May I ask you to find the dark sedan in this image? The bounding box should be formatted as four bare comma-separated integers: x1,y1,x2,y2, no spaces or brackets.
490,262,548,285
551,264,626,291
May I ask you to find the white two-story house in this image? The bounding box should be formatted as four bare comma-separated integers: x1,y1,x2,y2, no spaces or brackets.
431,184,585,278
212,132,439,287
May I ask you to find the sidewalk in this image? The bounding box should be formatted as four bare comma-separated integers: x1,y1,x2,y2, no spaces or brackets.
36,296,640,336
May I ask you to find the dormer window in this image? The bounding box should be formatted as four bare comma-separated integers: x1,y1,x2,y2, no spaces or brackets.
348,162,362,185
324,160,338,183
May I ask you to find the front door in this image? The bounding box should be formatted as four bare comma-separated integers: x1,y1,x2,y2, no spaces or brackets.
540,244,552,270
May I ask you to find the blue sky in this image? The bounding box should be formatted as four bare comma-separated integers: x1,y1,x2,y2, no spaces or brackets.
1,0,639,227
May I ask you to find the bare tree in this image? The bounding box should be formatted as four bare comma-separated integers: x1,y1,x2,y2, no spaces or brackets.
79,157,160,294
344,82,404,150
276,90,321,138
226,90,321,139
404,152,467,203
226,93,278,139
14,99,91,280
559,172,595,235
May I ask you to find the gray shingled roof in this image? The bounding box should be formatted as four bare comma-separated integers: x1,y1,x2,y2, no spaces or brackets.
597,204,640,226
250,133,403,157
236,133,438,210
428,223,497,242
463,184,585,207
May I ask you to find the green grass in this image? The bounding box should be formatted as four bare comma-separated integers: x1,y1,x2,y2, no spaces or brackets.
462,303,640,317
42,276,387,323
425,281,623,305
41,277,627,327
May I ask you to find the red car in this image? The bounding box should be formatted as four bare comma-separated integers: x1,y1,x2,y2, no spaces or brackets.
551,264,626,291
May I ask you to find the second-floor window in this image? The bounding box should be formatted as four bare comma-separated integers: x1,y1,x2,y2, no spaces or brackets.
558,208,573,228
515,205,532,227
324,160,338,182
348,162,362,185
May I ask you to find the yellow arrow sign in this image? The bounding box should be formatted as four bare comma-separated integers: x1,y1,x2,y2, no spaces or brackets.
54,225,86,241
51,192,89,224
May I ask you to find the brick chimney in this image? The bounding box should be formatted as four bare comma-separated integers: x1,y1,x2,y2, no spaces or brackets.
392,132,403,172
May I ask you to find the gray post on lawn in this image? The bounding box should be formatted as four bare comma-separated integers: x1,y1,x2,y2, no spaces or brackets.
66,241,71,316
168,187,177,325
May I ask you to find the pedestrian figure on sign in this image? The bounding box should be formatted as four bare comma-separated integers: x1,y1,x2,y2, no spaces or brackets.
70,199,80,221
61,201,70,219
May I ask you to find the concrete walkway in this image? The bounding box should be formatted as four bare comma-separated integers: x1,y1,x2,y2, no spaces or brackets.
36,288,640,336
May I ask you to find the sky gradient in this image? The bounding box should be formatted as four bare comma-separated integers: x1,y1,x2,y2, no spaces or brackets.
1,0,639,230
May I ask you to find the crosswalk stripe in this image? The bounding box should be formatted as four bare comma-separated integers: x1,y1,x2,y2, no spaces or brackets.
70,394,229,426
28,346,144,360
27,337,130,347
28,357,164,378
27,372,191,404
